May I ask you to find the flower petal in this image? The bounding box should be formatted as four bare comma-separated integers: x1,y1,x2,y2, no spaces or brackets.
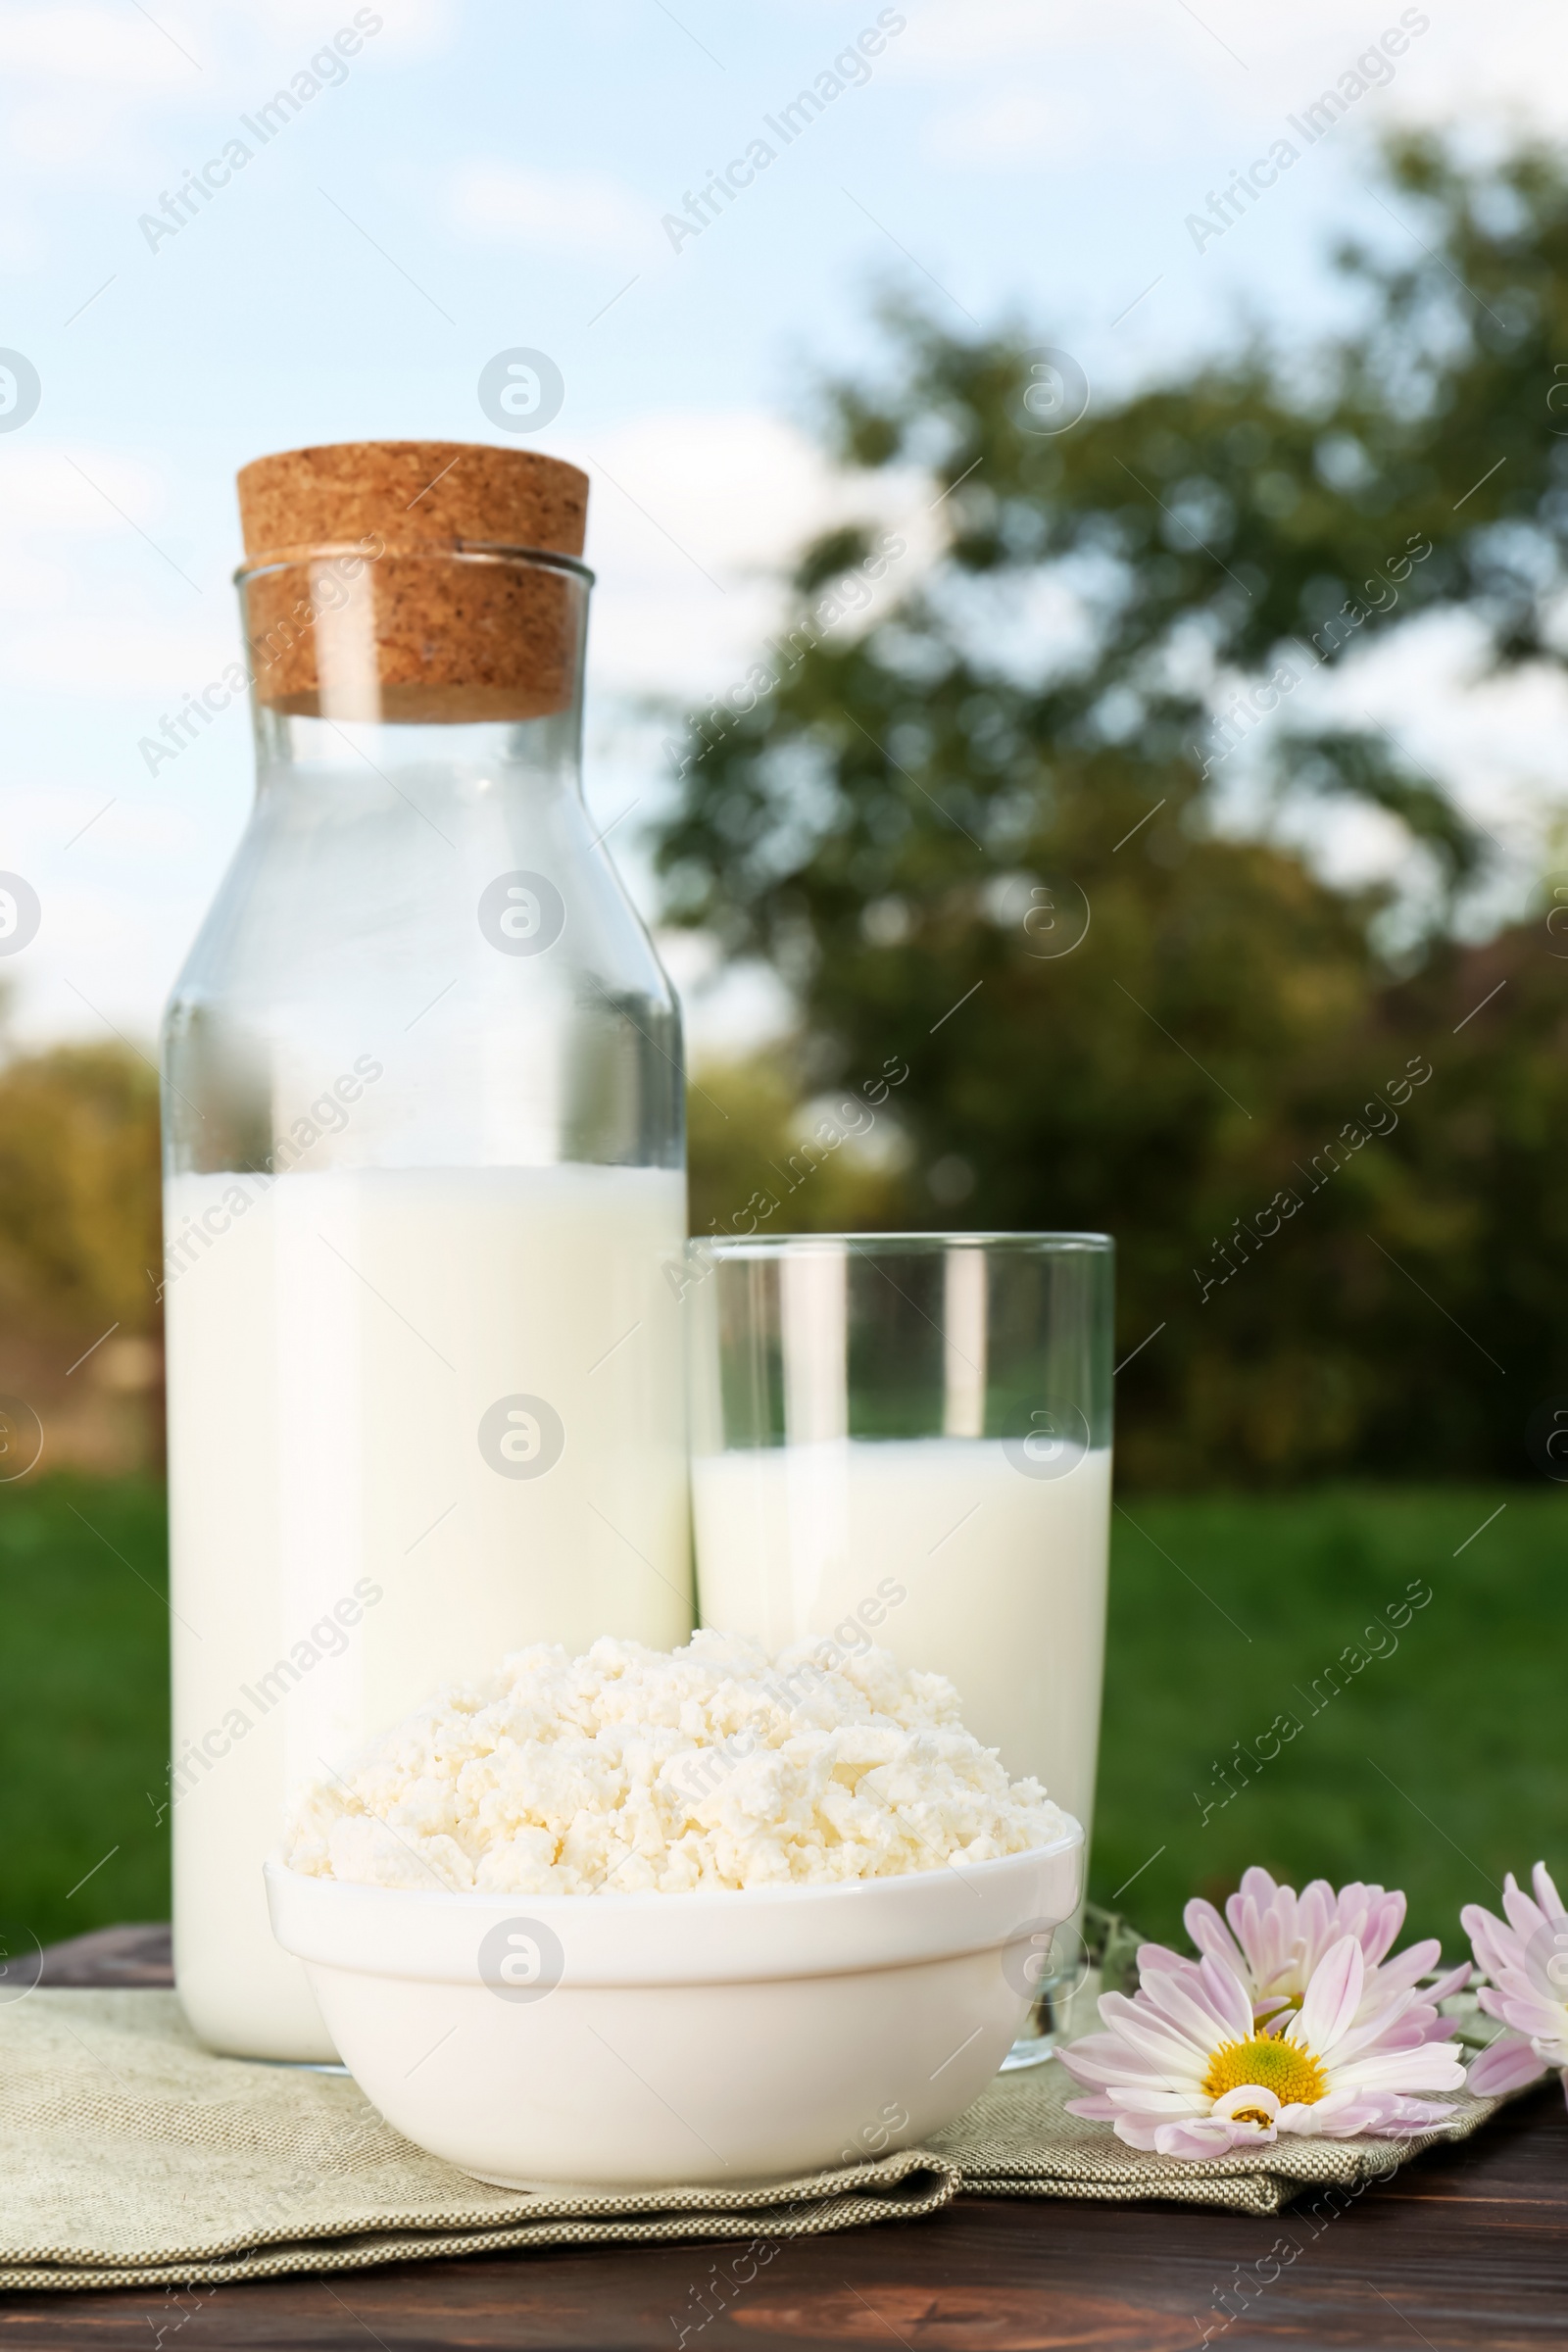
1062,2091,1121,2122
1294,1935,1363,2055
1152,2114,1276,2159
1090,1992,1210,2080
1238,1875,1301,1993
1196,1950,1257,2042
1184,1897,1250,1984
1360,1889,1407,1969
1332,2042,1467,2093
1369,1937,1441,1998
1424,1958,1473,2008
1103,2084,1212,2116
1055,2032,1191,2091
1212,2084,1281,2125
1462,1899,1517,1984
1108,2114,1167,2152
1533,1862,1566,1923
1146,1958,1261,2053
1467,2032,1550,2097
1501,1876,1548,1949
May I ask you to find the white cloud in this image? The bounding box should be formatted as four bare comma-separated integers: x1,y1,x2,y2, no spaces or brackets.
585,412,841,574
321,0,455,62
0,0,453,195
926,90,1089,168
1204,605,1567,943
558,408,935,701
0,0,450,84
5,91,153,170
0,447,229,700
0,7,198,83
896,0,1568,174
0,553,71,613
236,0,456,57
448,159,651,256
895,0,1427,74
893,1,1069,67
0,443,165,529
0,614,238,699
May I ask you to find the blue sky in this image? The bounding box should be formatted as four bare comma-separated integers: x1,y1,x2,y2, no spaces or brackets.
1,0,1564,1053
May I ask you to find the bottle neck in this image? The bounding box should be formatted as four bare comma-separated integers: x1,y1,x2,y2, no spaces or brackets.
237,542,592,792
249,710,585,823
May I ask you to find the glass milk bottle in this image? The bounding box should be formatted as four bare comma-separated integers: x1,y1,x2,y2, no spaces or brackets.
161,442,690,2059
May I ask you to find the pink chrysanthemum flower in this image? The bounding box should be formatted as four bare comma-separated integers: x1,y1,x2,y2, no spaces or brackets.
1058,1935,1465,2158
1185,1866,1468,2041
1461,1863,1568,2107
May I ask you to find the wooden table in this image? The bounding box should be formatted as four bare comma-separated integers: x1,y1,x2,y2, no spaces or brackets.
7,1928,1566,2350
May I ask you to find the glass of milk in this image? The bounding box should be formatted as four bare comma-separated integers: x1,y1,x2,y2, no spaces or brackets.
687,1233,1112,2064
161,445,691,2060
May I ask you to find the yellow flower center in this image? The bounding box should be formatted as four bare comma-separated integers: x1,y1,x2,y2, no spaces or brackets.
1201,2034,1327,2120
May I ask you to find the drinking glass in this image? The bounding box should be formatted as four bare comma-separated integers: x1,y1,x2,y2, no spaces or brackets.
687,1232,1113,2064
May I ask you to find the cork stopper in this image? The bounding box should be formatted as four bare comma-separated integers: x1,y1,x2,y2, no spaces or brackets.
234,441,590,723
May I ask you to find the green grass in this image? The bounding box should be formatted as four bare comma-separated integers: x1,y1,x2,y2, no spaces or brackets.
0,1477,172,1945
1,1478,1561,1964
1093,1487,1566,1958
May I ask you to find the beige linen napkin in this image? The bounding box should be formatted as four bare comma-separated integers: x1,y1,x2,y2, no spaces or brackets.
0,1993,956,2290
0,1989,1522,2288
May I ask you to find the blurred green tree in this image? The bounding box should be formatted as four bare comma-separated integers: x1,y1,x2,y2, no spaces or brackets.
0,1033,164,1473
655,133,1568,1484
0,1043,162,1341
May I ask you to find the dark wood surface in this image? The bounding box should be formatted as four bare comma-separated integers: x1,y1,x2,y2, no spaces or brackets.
34,1923,177,1990
7,1928,1567,2349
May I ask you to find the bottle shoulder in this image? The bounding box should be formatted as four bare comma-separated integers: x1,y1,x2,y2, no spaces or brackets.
161,770,683,1173
164,778,676,1024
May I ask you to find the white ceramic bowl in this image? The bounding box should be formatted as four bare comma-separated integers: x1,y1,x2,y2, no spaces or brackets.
266,1824,1082,2188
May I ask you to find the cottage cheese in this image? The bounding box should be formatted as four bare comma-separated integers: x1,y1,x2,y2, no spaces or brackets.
282,1631,1066,1895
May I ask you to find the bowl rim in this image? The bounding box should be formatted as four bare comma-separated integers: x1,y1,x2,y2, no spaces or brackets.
267,1822,1086,1987
264,1816,1083,1918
